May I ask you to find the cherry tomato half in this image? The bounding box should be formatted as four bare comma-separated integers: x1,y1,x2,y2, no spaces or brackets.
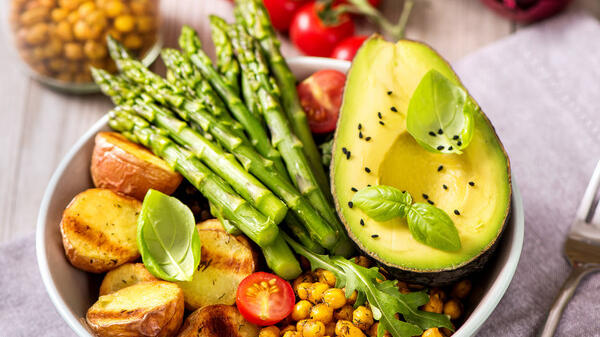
290,2,355,57
297,69,346,134
236,272,295,326
330,35,368,60
263,0,312,31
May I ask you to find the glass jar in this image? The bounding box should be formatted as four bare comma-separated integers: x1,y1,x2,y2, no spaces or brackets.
4,0,162,93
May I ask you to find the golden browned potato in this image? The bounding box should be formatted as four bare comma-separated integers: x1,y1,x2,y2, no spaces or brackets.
99,262,157,296
60,188,140,273
87,281,184,337
91,132,182,200
177,304,258,337
177,219,258,310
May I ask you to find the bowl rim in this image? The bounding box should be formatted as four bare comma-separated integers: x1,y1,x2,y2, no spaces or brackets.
36,57,524,337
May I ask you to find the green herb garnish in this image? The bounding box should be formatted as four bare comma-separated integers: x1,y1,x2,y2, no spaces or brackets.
352,185,461,251
406,69,476,154
137,189,201,282
283,234,454,337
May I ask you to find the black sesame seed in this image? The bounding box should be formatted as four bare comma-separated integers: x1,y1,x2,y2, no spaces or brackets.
387,91,392,95
402,190,406,193
359,132,363,139
429,131,436,137
448,146,453,151
427,199,435,205
457,141,462,146
377,112,382,119
358,123,362,130
348,201,353,208
454,209,461,215
365,136,371,141
469,181,475,186
342,147,348,154
437,165,443,172
379,121,385,125
437,145,444,150
346,152,351,160
453,135,459,140
351,187,358,192
371,234,379,239
360,219,365,226
422,193,429,199
443,184,448,190
438,129,443,135
367,184,372,187
365,167,371,173
391,106,398,112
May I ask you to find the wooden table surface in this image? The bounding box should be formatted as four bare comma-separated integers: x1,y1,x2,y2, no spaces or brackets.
1,0,598,244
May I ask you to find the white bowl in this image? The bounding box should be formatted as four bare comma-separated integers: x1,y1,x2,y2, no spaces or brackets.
36,57,524,337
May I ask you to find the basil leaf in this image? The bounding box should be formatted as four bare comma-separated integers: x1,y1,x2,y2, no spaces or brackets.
352,185,412,222
137,189,201,282
406,69,476,154
407,203,461,251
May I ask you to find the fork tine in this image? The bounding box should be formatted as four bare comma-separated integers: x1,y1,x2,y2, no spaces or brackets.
575,160,600,221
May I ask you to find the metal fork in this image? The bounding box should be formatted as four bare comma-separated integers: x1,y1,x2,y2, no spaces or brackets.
540,161,600,337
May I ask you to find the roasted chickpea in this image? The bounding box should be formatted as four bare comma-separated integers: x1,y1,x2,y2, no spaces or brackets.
282,331,299,337
123,33,143,49
78,1,96,15
422,293,443,314
324,322,335,336
48,58,67,72
104,0,126,17
20,7,49,26
315,269,336,287
54,21,73,41
59,0,83,10
310,303,333,324
136,15,155,33
429,288,446,301
346,290,358,305
291,300,312,321
280,325,296,335
74,72,92,83
54,72,73,82
443,299,462,320
297,282,312,300
25,23,49,45
84,11,107,32
308,282,329,304
302,320,326,337
353,256,371,268
296,319,310,332
335,320,366,337
451,280,472,299
73,20,91,40
352,306,373,330
323,288,346,309
259,326,280,337
83,40,107,59
421,328,444,337
114,14,135,33
335,305,354,321
66,11,79,24
368,323,391,337
130,0,151,15
63,42,83,60
293,273,314,294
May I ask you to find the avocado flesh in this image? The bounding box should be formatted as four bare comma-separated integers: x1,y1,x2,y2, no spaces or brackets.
332,37,511,283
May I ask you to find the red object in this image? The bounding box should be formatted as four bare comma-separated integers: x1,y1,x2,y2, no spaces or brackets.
330,35,368,61
480,0,572,23
297,69,346,134
236,272,295,326
290,2,355,57
263,0,311,31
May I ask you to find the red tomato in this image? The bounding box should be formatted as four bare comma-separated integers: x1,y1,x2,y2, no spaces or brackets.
290,2,355,57
263,0,312,31
297,69,346,134
330,35,368,60
236,272,295,326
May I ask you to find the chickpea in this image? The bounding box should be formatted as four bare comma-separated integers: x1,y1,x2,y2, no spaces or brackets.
130,0,151,15
73,20,91,40
346,290,358,305
422,293,443,314
315,269,336,287
293,274,314,294
54,21,74,41
20,7,49,26
44,38,63,57
104,0,126,18
302,320,326,337
48,58,67,72
59,0,83,10
25,23,49,45
114,15,135,33
136,15,155,33
63,42,83,60
291,300,312,321
66,11,79,24
78,1,96,16
282,332,299,337
443,299,462,320
334,305,354,321
123,34,143,50
429,288,446,302
296,319,310,332
352,306,373,330
280,325,296,335
308,282,329,304
84,11,107,32
322,288,346,309
353,256,371,268
83,40,107,59
55,72,73,82
39,0,56,7
324,322,335,336
296,282,312,300
421,328,444,337
74,72,92,83
335,320,366,337
310,303,333,324
368,323,391,337
451,280,472,299
259,326,280,337
440,327,453,336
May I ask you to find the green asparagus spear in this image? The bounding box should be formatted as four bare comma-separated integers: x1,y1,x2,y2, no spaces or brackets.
107,107,279,247
209,15,241,96
235,0,330,194
178,26,283,168
92,68,288,225
284,214,325,254
209,202,242,235
261,233,302,280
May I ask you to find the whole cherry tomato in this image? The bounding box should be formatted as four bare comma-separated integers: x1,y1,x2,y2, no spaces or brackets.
263,0,312,31
330,35,368,60
290,2,355,57
297,69,346,134
236,272,295,326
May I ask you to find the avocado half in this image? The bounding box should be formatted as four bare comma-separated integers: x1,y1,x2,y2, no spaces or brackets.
331,36,512,285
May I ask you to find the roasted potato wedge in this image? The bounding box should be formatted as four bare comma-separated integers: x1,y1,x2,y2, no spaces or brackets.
177,219,258,310
99,263,158,296
60,188,141,273
87,281,184,337
91,132,182,200
176,305,258,337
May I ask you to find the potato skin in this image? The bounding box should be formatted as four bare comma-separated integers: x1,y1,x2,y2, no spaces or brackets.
91,132,182,200
176,305,258,337
60,188,141,273
99,263,158,296
87,281,184,337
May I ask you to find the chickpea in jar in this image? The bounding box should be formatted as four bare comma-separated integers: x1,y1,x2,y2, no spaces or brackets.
9,0,160,86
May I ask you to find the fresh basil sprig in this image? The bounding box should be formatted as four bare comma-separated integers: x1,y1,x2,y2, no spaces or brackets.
283,234,454,337
137,189,201,282
352,185,461,251
406,69,476,154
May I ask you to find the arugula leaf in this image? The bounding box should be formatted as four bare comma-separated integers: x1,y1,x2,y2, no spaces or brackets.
352,185,413,222
407,203,461,251
283,234,453,337
406,69,476,154
319,137,334,167
137,189,201,282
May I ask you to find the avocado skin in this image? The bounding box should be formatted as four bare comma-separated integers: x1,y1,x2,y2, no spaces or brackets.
331,36,512,286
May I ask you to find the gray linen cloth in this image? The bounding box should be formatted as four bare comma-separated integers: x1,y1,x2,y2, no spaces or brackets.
1,11,599,337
